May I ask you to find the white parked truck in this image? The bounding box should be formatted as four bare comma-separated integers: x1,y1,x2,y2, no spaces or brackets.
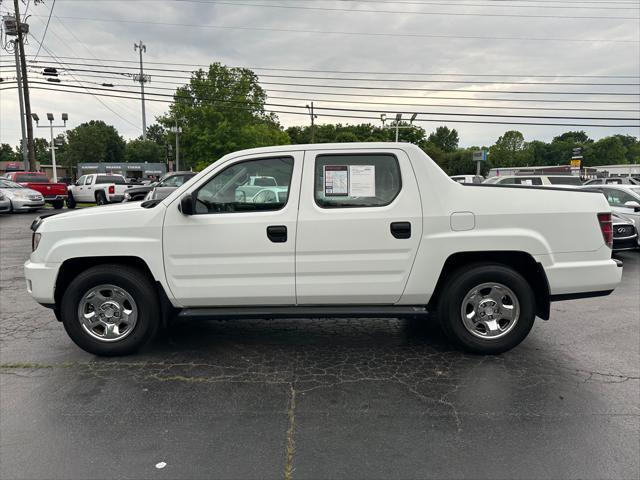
67,174,132,207
25,143,623,356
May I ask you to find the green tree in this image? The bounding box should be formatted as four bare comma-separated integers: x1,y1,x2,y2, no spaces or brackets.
489,130,526,167
427,126,459,153
160,63,289,170
65,121,125,169
0,144,18,163
144,124,168,146
586,136,627,165
125,139,163,164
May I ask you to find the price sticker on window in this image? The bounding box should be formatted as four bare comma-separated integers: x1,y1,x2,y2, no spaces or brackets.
324,165,348,196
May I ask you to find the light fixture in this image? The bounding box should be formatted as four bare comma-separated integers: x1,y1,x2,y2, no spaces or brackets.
380,114,386,123
46,113,54,121
395,113,402,122
31,113,39,123
410,113,417,123
61,113,68,122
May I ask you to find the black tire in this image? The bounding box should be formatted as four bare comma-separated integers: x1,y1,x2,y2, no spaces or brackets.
95,191,107,205
436,263,536,355
60,264,160,356
66,194,76,209
52,200,64,210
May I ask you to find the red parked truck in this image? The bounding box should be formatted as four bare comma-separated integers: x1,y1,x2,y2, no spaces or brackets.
3,172,67,209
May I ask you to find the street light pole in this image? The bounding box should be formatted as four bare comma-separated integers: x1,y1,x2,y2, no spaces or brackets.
380,113,418,142
33,113,68,182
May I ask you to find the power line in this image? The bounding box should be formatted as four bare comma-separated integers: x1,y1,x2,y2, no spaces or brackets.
54,0,640,6
25,61,640,86
3,84,637,128
32,0,55,60
30,76,639,113
20,15,640,44
51,0,640,19
29,69,640,104
24,57,640,79
13,80,640,124
27,35,140,130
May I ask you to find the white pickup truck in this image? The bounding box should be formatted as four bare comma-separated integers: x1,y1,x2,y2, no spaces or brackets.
67,173,132,207
25,143,622,356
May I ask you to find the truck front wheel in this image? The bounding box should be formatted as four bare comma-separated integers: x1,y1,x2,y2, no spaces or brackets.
66,194,76,209
437,264,536,355
60,265,160,356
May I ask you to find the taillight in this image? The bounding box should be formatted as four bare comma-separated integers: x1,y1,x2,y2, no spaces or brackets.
598,212,613,249
108,185,115,194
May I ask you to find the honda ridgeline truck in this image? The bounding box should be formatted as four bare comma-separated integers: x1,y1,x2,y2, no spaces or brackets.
25,143,623,356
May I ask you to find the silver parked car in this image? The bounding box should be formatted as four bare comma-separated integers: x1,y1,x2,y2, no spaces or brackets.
0,190,11,213
582,184,640,248
0,179,45,212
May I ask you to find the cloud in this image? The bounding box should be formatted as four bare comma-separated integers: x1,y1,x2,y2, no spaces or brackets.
1,0,638,148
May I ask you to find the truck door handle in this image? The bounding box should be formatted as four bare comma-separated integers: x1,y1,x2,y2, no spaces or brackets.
267,225,287,243
390,222,411,239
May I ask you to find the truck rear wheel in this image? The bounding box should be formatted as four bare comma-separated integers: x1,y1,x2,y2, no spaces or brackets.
96,191,107,205
437,264,536,355
60,264,160,356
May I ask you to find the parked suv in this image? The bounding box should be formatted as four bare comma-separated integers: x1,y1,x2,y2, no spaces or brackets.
26,143,622,356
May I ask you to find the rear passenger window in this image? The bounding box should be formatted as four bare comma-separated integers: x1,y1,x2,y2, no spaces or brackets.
314,154,401,208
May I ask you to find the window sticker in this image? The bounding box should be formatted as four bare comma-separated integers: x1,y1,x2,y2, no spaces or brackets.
521,179,533,186
324,165,349,196
349,165,376,197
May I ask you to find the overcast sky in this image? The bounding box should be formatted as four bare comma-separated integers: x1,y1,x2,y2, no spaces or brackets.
0,0,639,149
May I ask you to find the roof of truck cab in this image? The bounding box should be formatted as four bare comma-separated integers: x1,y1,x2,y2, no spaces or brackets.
223,142,422,157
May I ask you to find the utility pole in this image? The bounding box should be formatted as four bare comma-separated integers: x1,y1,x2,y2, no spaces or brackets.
306,102,317,143
133,41,149,139
10,1,35,170
11,39,27,169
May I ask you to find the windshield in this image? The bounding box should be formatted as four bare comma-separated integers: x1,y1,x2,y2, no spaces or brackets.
548,176,582,186
96,175,127,185
0,179,24,188
15,174,49,183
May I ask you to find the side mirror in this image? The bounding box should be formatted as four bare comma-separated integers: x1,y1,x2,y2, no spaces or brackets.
624,200,640,212
180,193,195,215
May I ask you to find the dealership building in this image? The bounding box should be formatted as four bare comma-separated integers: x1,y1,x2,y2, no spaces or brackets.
77,162,167,179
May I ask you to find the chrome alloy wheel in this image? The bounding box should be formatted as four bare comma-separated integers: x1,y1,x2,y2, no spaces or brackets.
460,282,520,340
77,284,138,342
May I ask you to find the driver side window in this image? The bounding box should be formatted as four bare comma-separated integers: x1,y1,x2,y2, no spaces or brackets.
194,157,294,214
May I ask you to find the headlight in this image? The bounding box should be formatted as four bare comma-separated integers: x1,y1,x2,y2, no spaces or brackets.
32,232,42,252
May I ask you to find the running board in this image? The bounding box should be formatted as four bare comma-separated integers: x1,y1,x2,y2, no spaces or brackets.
178,305,429,320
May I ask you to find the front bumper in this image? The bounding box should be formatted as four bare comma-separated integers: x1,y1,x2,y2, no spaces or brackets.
11,198,45,211
24,260,59,305
613,234,639,251
0,199,10,212
108,195,124,203
43,195,67,202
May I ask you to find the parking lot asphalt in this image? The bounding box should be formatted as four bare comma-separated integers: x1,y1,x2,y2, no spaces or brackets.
1,209,639,480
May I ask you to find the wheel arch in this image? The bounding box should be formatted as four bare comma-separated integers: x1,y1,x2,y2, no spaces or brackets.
54,256,175,325
428,251,551,320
